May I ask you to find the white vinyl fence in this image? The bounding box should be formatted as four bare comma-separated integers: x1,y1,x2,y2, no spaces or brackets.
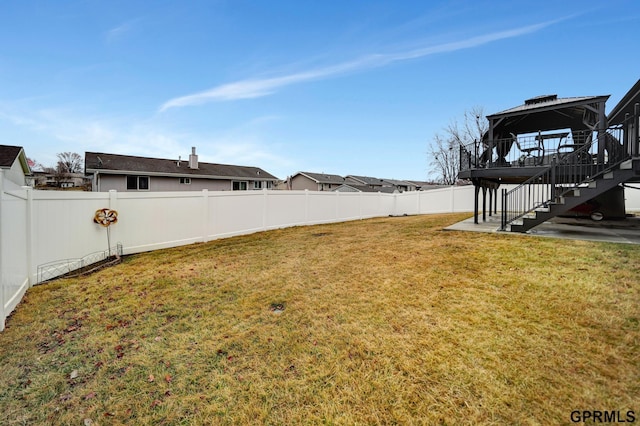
2,183,640,331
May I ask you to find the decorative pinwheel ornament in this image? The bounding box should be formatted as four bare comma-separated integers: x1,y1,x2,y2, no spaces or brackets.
93,208,118,227
94,208,118,256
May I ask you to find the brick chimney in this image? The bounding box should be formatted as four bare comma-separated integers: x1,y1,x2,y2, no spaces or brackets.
189,147,198,169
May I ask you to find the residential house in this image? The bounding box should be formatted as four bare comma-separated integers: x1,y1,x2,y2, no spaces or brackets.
0,145,31,189
85,148,279,192
381,179,417,192
28,171,91,189
346,175,417,192
333,184,398,193
406,180,452,191
286,172,345,191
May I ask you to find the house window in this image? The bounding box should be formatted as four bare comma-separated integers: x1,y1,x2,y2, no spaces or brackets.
126,176,150,190
180,177,191,184
253,181,274,190
232,181,248,191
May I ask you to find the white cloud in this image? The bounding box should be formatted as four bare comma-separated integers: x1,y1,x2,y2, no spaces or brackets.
105,18,142,43
160,20,557,111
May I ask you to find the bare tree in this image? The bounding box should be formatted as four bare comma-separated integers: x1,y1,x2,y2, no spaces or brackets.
56,152,83,174
429,134,460,185
428,106,488,184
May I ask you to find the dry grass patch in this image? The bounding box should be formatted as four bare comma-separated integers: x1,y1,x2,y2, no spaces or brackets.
1,213,638,425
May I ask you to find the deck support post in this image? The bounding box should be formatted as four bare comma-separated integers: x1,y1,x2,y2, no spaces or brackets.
597,99,607,164
474,184,479,224
482,186,487,222
634,103,639,157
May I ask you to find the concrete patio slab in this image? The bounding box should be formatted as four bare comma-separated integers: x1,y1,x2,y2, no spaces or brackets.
445,213,640,245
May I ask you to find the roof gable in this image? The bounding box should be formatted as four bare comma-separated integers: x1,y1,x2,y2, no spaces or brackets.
486,94,610,135
489,95,609,118
0,145,23,168
0,145,30,174
296,171,345,184
334,184,397,193
608,79,640,125
345,175,386,186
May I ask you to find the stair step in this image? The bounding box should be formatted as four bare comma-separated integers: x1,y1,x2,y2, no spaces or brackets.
604,171,614,179
620,159,633,170
509,224,526,233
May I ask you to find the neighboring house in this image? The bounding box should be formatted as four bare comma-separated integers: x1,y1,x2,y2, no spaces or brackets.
333,184,398,193
85,148,279,192
381,179,417,192
0,145,31,189
287,172,345,191
346,175,417,192
345,175,387,190
407,180,451,191
28,171,91,189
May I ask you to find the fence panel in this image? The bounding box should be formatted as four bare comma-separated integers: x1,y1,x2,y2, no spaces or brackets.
625,184,640,211
114,192,207,253
264,190,308,229
31,191,110,279
1,189,29,331
208,191,266,239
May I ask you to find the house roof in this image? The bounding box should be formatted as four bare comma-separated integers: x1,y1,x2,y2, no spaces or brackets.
333,184,397,193
407,181,450,190
295,171,345,184
486,94,610,136
0,144,30,174
0,145,23,168
608,79,640,125
489,95,609,118
382,178,415,187
345,175,386,186
85,152,278,180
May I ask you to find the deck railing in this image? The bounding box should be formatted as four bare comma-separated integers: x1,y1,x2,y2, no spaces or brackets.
459,130,609,171
499,125,629,230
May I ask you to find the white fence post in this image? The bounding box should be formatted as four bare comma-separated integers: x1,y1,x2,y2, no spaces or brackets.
393,192,398,216
202,189,209,243
450,186,455,212
22,186,34,287
0,172,5,331
108,189,118,211
262,188,268,230
108,190,118,251
304,190,309,224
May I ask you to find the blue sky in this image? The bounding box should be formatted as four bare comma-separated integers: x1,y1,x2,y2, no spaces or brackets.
1,0,638,181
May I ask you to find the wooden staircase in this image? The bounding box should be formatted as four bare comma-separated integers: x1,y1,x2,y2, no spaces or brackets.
509,160,637,232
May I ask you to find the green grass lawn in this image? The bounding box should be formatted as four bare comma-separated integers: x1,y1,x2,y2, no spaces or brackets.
1,213,638,425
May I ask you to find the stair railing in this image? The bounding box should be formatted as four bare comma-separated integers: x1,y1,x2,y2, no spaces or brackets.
500,126,629,230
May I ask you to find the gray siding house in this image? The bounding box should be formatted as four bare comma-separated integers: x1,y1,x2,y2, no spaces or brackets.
85,148,279,192
346,175,417,192
287,172,346,191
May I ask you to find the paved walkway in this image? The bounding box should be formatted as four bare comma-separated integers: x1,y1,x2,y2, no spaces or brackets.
445,214,640,245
